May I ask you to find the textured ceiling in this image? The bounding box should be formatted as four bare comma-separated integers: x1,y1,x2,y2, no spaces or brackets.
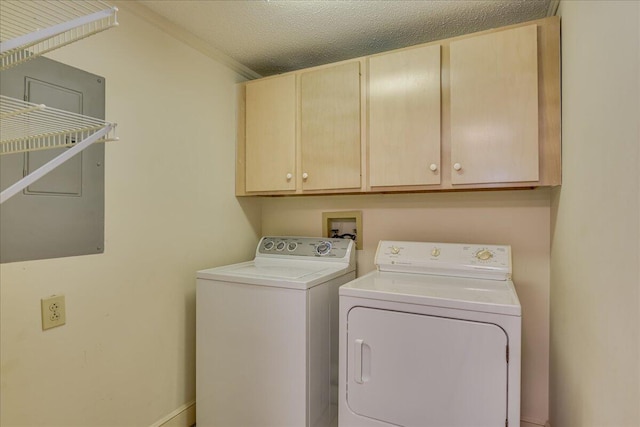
137,0,555,77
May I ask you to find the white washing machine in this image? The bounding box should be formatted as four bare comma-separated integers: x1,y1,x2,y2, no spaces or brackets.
339,241,521,427
197,236,356,427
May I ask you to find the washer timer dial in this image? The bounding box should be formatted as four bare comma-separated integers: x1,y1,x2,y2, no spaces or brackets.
316,241,332,256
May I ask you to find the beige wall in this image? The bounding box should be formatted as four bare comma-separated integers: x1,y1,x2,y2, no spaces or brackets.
5,3,638,426
551,1,640,426
0,7,261,427
262,189,552,424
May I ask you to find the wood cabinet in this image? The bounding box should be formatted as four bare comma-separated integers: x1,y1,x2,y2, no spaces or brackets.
449,25,539,185
368,44,441,188
245,74,296,192
238,62,362,195
236,16,560,196
300,62,362,191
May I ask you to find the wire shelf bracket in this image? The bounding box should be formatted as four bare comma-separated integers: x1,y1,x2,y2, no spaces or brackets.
0,96,118,204
0,123,115,205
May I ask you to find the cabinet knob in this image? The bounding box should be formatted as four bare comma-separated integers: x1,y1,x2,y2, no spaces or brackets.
453,163,462,171
429,163,438,172
286,173,293,180
302,173,309,180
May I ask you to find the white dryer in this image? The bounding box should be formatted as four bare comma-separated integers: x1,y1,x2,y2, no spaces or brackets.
197,236,355,427
339,241,521,427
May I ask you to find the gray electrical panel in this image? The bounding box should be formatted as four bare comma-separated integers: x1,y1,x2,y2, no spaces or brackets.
0,56,106,263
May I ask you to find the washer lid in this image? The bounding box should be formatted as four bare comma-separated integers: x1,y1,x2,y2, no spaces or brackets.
225,264,324,279
197,260,353,290
340,270,521,316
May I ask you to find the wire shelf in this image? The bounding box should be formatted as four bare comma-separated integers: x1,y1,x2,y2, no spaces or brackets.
0,1,120,204
0,95,117,155
0,0,118,71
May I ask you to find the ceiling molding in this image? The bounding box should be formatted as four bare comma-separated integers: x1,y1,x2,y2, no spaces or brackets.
114,1,262,80
547,0,561,16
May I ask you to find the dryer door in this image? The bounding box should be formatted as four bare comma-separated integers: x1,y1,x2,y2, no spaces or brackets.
346,307,508,426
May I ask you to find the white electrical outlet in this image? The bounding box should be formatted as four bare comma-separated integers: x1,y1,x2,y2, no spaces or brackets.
41,295,66,330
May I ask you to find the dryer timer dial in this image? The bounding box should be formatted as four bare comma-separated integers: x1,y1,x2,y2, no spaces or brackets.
475,249,494,261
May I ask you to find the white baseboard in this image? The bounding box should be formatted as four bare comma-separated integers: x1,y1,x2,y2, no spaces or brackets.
149,404,546,427
520,418,550,427
520,418,551,427
150,401,195,427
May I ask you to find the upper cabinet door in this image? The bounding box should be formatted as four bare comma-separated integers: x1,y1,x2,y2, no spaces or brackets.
369,44,441,187
245,74,296,192
300,62,362,191
450,25,539,185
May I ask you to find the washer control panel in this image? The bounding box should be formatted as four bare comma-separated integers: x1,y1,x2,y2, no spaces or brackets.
257,236,352,259
375,241,511,280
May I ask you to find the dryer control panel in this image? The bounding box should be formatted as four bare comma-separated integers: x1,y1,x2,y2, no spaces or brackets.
376,241,511,280
257,236,354,261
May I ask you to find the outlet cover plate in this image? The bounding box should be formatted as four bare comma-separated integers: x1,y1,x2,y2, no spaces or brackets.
41,295,66,330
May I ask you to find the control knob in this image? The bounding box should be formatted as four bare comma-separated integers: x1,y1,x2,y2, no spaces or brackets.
475,249,493,261
263,240,275,250
316,241,332,256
